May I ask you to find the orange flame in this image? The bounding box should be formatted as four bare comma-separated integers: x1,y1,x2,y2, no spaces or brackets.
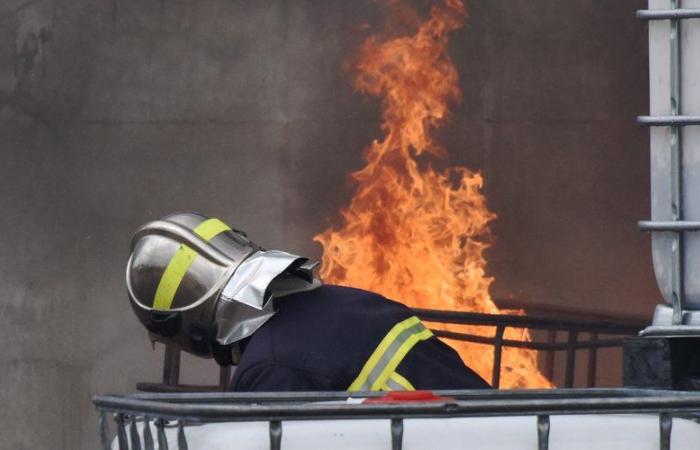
314,0,552,389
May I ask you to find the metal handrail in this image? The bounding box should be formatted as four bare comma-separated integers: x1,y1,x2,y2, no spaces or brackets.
93,388,700,450
138,306,646,392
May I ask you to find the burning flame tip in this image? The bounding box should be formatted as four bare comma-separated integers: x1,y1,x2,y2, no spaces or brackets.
315,0,553,389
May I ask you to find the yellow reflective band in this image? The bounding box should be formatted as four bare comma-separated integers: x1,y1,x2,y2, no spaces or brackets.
152,218,231,310
348,316,433,392
388,371,414,391
371,328,432,391
348,316,420,392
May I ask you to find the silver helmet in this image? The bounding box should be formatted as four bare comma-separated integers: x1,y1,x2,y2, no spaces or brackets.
126,212,319,365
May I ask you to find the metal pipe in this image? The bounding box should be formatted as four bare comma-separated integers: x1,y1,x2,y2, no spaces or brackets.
564,332,578,388
143,418,154,450
116,414,128,450
414,308,643,334
127,388,677,404
156,418,168,450
586,333,598,388
638,220,700,231
177,421,188,450
92,393,700,422
163,345,181,387
130,418,142,450
659,413,672,450
99,411,111,450
537,415,550,450
637,115,700,126
491,325,505,388
391,418,404,450
544,330,557,381
637,8,700,20
432,329,624,351
670,0,685,325
269,420,282,450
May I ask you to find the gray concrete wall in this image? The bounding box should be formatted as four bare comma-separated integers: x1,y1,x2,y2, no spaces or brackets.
0,0,651,448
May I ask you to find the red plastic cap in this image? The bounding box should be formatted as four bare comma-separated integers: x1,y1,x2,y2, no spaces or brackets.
363,390,454,404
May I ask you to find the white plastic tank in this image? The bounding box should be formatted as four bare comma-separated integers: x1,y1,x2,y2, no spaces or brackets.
647,0,700,314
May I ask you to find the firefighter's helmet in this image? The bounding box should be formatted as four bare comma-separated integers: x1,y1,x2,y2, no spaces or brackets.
127,212,319,365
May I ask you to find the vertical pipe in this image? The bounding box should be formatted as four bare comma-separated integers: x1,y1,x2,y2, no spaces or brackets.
659,413,673,450
537,415,550,450
670,0,685,325
156,418,169,450
177,421,188,450
219,366,232,391
544,330,557,382
143,418,155,450
116,414,128,450
163,344,181,386
564,331,578,388
586,333,599,388
492,325,505,389
391,418,404,450
99,411,111,450
130,418,143,450
269,420,282,450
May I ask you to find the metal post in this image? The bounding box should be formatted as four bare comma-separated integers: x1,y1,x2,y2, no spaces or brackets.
116,414,128,450
156,418,169,450
269,420,282,450
544,330,557,382
537,415,550,450
163,345,181,387
99,411,111,450
177,421,188,450
130,418,143,450
659,413,673,450
492,325,505,389
586,332,598,388
669,0,685,325
564,331,578,388
219,366,231,391
143,418,155,450
391,418,404,450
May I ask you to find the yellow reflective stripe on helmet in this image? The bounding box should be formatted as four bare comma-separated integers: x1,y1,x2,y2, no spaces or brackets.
152,218,232,311
348,316,432,392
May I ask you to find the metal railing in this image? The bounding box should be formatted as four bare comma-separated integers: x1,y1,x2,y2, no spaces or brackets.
137,305,645,393
636,3,700,326
93,388,700,450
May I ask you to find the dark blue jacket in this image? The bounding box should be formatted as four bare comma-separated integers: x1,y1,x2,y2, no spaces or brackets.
230,284,491,391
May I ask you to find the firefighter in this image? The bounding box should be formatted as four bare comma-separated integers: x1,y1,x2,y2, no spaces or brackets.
127,212,491,391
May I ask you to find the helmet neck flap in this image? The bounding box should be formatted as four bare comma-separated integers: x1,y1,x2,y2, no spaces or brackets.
214,249,321,346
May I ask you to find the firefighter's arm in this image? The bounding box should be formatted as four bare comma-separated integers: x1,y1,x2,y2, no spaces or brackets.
232,363,332,391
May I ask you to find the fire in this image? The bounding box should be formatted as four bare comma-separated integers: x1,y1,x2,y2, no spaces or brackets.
314,0,552,389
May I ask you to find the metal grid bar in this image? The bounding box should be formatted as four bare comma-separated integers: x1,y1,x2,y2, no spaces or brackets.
537,415,550,450
638,115,700,125
637,8,700,20
414,308,643,334
94,389,700,449
639,220,700,231
95,390,700,421
669,0,685,325
637,1,691,326
586,333,598,388
564,332,578,388
141,307,644,393
660,413,673,450
491,325,505,388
